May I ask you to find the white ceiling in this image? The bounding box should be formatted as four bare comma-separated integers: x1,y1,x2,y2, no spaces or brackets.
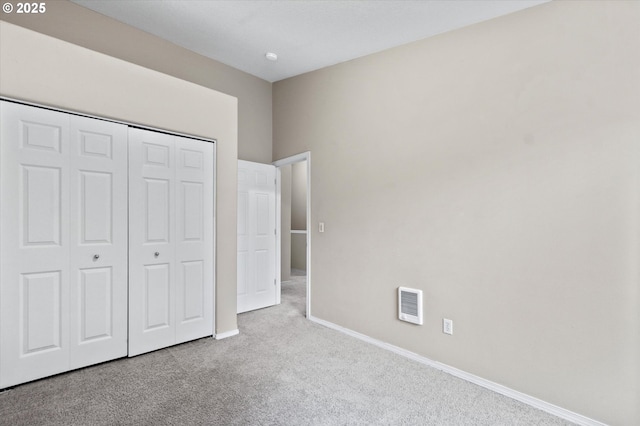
71,0,550,83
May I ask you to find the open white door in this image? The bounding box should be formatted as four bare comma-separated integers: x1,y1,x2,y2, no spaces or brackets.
237,160,277,313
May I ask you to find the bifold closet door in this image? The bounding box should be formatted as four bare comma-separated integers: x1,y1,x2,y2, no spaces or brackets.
0,101,128,388
68,115,128,369
128,128,213,357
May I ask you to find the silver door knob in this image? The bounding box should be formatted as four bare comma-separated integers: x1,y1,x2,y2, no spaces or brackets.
154,252,160,257
93,254,100,260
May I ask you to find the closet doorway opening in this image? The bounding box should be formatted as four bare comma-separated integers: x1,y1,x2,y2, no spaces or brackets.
274,152,311,318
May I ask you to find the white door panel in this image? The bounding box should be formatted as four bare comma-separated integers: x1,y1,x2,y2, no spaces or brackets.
237,160,277,313
1,102,71,387
129,129,213,356
175,138,214,344
68,115,128,369
1,102,128,387
128,129,176,356
1,101,215,386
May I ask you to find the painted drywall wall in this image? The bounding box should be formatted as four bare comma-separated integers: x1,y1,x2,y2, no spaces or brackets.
1,0,272,164
0,22,239,335
291,161,308,271
291,161,308,231
291,234,307,271
281,165,292,282
273,1,640,425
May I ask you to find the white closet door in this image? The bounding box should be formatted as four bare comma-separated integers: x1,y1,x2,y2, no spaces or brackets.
128,129,214,356
1,102,130,387
128,129,177,356
237,160,277,313
68,116,128,369
1,102,71,388
175,137,214,344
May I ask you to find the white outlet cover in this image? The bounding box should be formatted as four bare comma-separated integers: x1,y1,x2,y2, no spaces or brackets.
443,318,453,335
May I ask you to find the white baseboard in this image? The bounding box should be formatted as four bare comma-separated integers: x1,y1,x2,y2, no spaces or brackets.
308,315,606,426
214,329,239,340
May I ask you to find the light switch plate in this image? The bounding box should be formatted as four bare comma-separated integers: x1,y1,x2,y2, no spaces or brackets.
443,318,453,335
319,222,325,233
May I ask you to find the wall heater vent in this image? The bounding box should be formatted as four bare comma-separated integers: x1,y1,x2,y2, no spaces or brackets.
398,287,423,325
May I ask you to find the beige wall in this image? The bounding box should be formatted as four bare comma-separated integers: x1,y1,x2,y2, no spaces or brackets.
291,161,308,231
273,1,640,425
0,22,239,335
291,234,307,271
282,161,308,277
291,161,308,271
280,165,292,282
1,0,272,164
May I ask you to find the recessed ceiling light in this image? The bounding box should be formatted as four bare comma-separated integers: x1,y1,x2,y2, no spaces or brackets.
265,52,278,61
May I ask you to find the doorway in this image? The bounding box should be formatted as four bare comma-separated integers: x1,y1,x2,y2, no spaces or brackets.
274,152,311,318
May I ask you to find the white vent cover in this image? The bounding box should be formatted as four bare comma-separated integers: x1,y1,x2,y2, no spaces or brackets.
398,287,423,325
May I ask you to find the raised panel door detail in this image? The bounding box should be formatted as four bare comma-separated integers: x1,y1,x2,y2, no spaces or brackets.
145,178,170,243
256,250,269,293
181,261,204,322
256,193,269,236
181,149,203,170
21,121,62,153
22,165,61,247
80,131,112,159
144,143,170,167
21,271,62,355
182,182,203,241
78,267,113,343
80,171,112,244
144,264,171,330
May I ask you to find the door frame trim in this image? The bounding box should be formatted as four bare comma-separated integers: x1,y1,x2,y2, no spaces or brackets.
273,152,311,319
0,96,216,144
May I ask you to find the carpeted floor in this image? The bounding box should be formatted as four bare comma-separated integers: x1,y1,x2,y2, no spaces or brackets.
0,273,573,425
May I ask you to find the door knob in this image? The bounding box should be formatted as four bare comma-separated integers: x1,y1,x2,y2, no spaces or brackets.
93,254,100,260
154,252,160,257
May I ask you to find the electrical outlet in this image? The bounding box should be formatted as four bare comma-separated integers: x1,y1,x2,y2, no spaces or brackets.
443,318,453,335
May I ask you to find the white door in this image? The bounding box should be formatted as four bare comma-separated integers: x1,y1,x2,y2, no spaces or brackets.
0,101,128,388
237,160,277,313
128,128,214,356
175,137,214,344
128,129,175,356
0,103,71,388
68,115,128,369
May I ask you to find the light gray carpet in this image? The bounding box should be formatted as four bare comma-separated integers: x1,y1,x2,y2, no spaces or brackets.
0,273,573,425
